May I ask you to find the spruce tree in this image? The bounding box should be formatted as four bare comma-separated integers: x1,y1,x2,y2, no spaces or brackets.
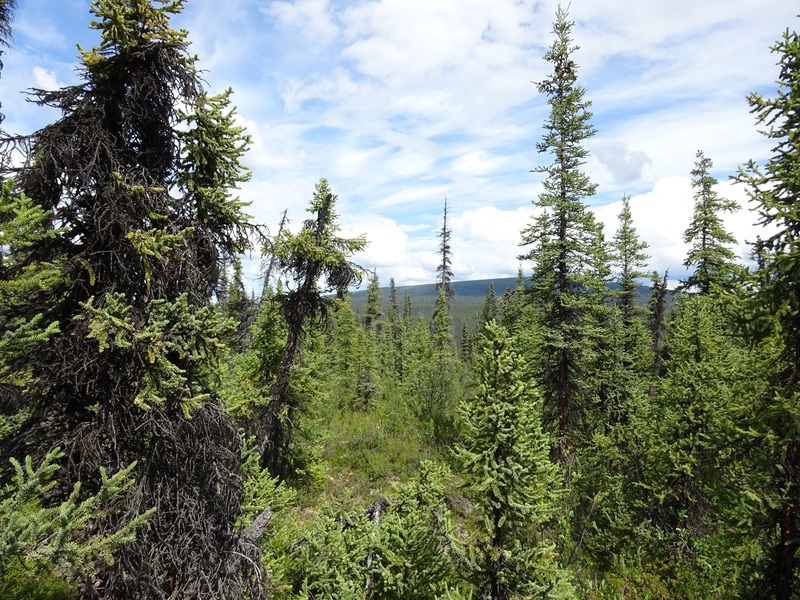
611,197,649,323
736,24,800,600
436,198,455,306
648,270,670,375
364,269,382,331
519,6,606,461
387,277,403,379
577,199,651,557
682,150,740,294
454,322,574,599
259,178,365,475
608,196,653,374
642,294,752,596
480,282,499,326
431,286,452,352
0,1,261,596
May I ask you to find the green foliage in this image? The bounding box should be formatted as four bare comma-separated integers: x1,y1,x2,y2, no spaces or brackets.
177,88,252,243
279,462,462,600
455,321,575,599
431,286,453,351
398,312,462,444
0,181,63,384
479,282,499,327
610,197,650,324
81,291,233,416
640,294,756,595
369,461,463,599
736,23,800,599
0,448,152,597
363,270,382,331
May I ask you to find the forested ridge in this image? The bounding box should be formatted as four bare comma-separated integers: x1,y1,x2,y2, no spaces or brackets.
1,1,800,599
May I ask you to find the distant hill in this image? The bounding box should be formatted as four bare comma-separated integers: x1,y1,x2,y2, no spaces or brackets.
348,277,520,303
347,277,657,337
348,278,519,335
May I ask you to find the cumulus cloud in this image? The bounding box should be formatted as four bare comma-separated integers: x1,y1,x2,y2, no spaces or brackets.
30,67,62,91
592,139,652,184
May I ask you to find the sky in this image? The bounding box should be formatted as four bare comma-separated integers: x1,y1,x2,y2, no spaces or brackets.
2,0,798,289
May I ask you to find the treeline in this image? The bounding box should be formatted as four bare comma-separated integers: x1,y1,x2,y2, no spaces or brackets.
1,1,800,599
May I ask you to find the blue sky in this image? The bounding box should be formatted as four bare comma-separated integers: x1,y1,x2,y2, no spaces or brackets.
2,0,797,287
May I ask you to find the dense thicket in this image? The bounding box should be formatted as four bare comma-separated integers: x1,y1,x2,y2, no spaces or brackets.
1,2,799,599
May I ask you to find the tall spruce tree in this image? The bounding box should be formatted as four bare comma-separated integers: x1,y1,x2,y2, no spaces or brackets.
682,150,740,294
609,196,652,373
519,6,606,462
611,197,649,323
736,24,800,600
436,198,454,306
0,1,262,597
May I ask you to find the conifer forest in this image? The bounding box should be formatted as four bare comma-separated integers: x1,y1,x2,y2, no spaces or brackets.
3,1,800,598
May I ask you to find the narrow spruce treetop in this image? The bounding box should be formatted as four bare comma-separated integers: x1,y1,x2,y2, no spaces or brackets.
436,197,454,304
272,179,366,308
682,150,739,294
611,196,650,320
529,5,597,206
480,281,499,326
387,277,398,322
520,5,604,296
363,268,382,330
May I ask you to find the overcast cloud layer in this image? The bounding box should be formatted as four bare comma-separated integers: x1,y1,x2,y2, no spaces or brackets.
2,0,797,287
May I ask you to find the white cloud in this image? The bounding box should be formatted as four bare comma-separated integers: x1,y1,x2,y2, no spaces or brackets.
450,151,508,177
31,66,63,91
592,140,652,184
265,0,339,46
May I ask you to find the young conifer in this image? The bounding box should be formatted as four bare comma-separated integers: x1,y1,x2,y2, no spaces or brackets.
455,322,574,599
682,150,740,294
260,178,365,475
